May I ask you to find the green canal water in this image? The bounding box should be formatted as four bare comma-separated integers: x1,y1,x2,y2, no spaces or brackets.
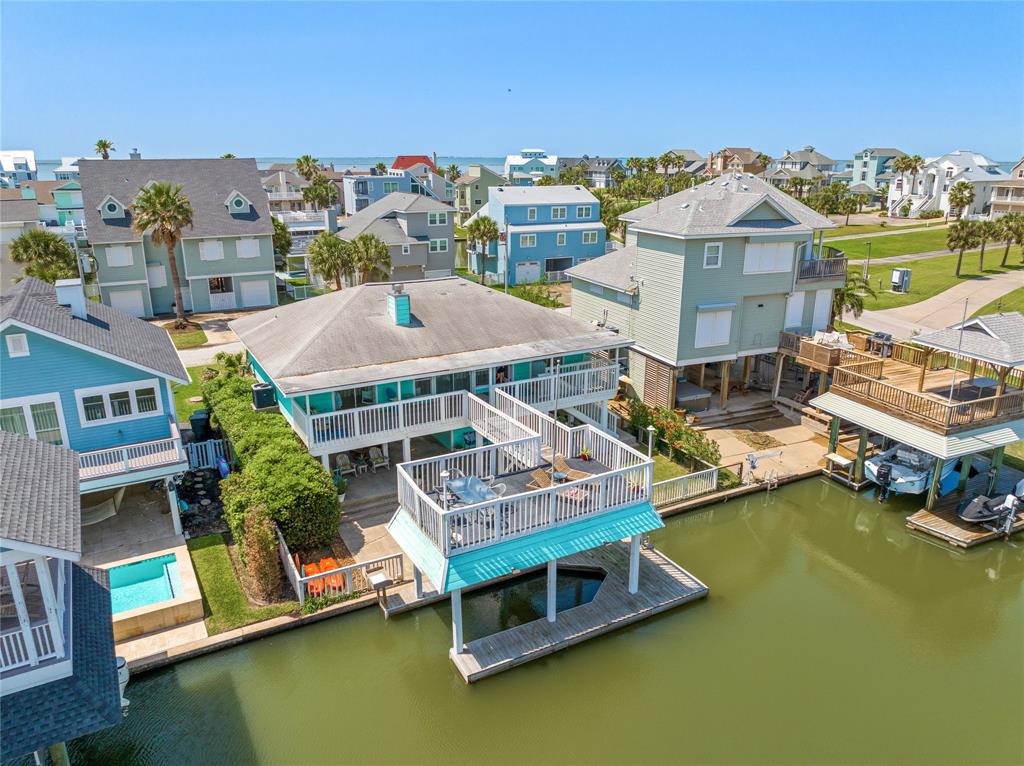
74,478,1023,765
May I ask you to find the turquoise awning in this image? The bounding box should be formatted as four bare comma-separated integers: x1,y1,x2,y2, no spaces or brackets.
388,501,664,594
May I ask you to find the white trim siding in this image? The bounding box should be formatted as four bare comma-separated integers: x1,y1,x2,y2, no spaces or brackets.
74,378,164,428
0,393,69,447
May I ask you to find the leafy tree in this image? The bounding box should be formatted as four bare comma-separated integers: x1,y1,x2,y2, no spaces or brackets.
302,177,339,211
948,181,974,220
666,172,694,194
974,219,999,271
308,232,352,290
535,175,557,186
94,139,114,159
511,279,561,308
830,272,877,330
466,215,498,281
601,200,625,241
130,182,193,327
220,153,236,159
947,219,979,277
998,212,1024,266
271,216,292,257
8,229,78,284
619,177,644,202
445,163,460,181
352,233,391,283
295,155,320,181
559,164,588,186
610,167,627,187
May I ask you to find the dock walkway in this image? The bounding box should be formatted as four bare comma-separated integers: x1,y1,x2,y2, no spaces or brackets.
449,543,708,683
907,473,1024,548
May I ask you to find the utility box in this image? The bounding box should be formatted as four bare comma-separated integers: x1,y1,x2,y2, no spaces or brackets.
891,268,911,294
251,383,275,410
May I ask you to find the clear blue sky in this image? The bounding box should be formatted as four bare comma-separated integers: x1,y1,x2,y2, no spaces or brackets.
3,1,1022,161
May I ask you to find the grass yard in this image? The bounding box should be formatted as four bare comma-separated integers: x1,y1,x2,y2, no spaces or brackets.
825,220,945,239
161,320,208,350
652,453,688,482
832,227,961,260
172,364,224,423
857,251,1023,311
187,534,297,635
1005,443,1024,472
971,285,1024,317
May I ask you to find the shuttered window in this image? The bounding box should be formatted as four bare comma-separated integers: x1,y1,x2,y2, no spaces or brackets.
695,310,733,348
743,242,793,274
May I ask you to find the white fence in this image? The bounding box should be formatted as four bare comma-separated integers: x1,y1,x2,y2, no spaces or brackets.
0,623,59,671
185,438,234,471
651,464,719,507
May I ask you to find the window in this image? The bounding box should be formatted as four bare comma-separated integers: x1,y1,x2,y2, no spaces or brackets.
75,380,163,426
615,291,632,305
428,211,448,226
527,207,537,221
429,238,448,253
236,238,260,259
695,309,733,348
105,245,133,268
0,395,66,446
556,232,566,246
401,244,410,255
146,264,167,288
209,277,233,294
703,242,723,268
860,172,867,181
519,234,537,248
551,206,567,220
334,389,356,411
582,231,599,245
5,333,29,358
199,240,224,261
942,183,950,193
474,369,490,388
576,205,592,218
945,168,954,178
413,378,432,397
383,181,399,193
743,242,793,274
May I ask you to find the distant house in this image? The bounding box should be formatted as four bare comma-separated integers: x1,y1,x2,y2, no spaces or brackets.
0,432,124,763
466,185,605,285
342,168,446,214
702,148,766,177
847,147,905,201
53,156,84,181
21,180,85,227
557,156,625,189
80,157,278,316
503,149,559,185
453,164,505,226
0,149,37,187
392,155,453,203
658,149,705,175
887,150,1010,218
761,146,835,191
261,169,312,213
336,192,455,281
989,157,1024,219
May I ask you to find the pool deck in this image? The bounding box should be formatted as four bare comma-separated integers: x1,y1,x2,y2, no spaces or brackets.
907,473,1024,548
449,543,708,683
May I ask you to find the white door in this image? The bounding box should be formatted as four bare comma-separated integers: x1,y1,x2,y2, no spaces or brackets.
811,288,832,332
784,292,805,330
239,279,271,308
515,260,541,284
109,289,146,317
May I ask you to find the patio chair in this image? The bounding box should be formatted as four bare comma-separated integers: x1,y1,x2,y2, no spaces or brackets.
489,483,507,497
369,447,390,472
527,469,553,490
318,557,344,592
299,559,325,597
335,453,357,478
553,455,591,482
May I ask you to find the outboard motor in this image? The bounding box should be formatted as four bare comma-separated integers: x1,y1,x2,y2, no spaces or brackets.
117,655,130,715
876,462,893,502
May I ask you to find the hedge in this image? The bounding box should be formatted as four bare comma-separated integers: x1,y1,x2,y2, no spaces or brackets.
203,373,339,550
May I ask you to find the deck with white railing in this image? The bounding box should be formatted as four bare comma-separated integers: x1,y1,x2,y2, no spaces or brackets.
77,419,186,484
492,360,620,412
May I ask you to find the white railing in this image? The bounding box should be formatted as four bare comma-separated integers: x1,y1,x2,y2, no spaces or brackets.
267,190,304,200
544,270,569,283
467,393,539,446
274,210,326,223
493,363,619,410
0,622,59,671
78,419,184,481
186,438,234,471
652,465,719,507
304,390,467,449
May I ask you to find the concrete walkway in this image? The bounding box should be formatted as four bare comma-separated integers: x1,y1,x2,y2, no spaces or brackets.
178,340,243,366
828,223,947,241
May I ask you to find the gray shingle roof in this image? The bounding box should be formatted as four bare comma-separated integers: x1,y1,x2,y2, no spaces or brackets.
0,198,39,223
338,192,450,241
0,431,80,555
670,150,703,162
558,156,623,172
621,174,835,237
491,185,598,205
864,148,907,157
230,277,628,393
79,158,273,245
1,277,189,382
565,247,636,292
781,146,834,165
912,312,1024,367
0,565,122,761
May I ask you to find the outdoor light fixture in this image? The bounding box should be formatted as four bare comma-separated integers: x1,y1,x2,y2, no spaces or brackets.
646,425,656,458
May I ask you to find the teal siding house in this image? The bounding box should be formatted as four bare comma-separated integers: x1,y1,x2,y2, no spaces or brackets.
1,278,189,518
79,157,278,317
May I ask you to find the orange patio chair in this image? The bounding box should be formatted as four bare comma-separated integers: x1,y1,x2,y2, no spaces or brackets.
318,556,344,592
302,560,325,597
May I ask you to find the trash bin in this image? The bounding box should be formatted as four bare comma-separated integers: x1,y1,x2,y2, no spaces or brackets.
189,409,210,441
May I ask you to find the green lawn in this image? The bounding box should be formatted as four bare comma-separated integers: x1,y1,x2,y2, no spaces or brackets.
161,321,208,350
832,228,955,259
857,251,1023,311
172,365,223,424
1005,443,1024,472
652,453,688,482
825,220,945,239
971,286,1024,317
187,534,297,635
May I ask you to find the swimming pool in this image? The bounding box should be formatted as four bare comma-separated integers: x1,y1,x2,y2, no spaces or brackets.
109,554,182,614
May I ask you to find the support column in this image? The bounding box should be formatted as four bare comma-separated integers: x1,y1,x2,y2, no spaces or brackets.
383,443,390,460
599,400,609,431
320,453,330,470
32,556,64,652
926,458,945,511
166,482,182,537
413,566,423,599
853,427,869,483
957,454,974,491
817,370,828,395
402,437,411,463
772,353,786,401
828,416,840,454
451,588,464,653
741,355,752,386
628,535,641,594
988,446,1005,495
917,349,933,392
696,363,706,390
996,365,1010,397
546,559,557,623
719,361,731,409
5,563,38,666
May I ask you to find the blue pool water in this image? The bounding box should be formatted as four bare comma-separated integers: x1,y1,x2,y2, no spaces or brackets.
109,554,182,614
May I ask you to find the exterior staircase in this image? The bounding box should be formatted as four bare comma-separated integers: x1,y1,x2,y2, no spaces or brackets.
694,402,781,431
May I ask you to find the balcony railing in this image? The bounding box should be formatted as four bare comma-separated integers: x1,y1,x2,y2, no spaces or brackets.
275,210,327,224
493,362,620,411
77,419,185,482
267,190,304,200
0,621,60,672
797,253,847,282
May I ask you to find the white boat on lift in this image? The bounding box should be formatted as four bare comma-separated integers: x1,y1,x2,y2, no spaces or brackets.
864,444,957,495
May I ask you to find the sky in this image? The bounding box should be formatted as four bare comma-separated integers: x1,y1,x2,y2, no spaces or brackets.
3,1,1023,161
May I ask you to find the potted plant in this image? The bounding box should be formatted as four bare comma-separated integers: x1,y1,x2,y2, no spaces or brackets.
333,474,348,503
579,447,592,461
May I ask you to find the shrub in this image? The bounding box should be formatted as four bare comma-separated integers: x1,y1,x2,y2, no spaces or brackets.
300,591,360,615
240,504,281,601
900,202,912,218
628,399,721,466
626,396,652,434
919,209,943,219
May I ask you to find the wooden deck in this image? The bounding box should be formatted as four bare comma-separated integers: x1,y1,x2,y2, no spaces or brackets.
449,543,708,683
906,474,1024,548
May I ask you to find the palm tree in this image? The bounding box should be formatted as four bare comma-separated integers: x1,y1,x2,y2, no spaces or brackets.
374,161,387,173
756,153,773,173
975,219,999,272
445,163,460,181
94,139,115,160
907,154,924,197
839,197,858,226
610,167,627,187
8,229,78,284
829,272,877,330
130,182,193,327
643,157,658,175
352,233,391,283
626,157,644,177
295,155,320,181
947,220,979,277
308,232,352,290
221,153,236,159
466,215,499,281
535,175,557,186
601,200,624,242
948,181,975,220
892,155,911,199
789,177,807,199
658,152,675,177
854,193,870,212
998,212,1024,266
302,177,338,211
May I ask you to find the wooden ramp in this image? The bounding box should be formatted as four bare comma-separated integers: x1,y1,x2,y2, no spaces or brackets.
449,544,708,683
907,474,1024,548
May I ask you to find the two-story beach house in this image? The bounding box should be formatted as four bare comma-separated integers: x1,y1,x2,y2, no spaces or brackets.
566,174,845,410
79,158,278,317
466,185,606,285
504,149,559,185
557,156,625,189
887,150,1010,218
262,169,313,214
989,157,1024,219
1,277,190,530
0,149,37,187
846,147,905,201
453,164,505,226
761,146,835,191
392,155,454,203
657,149,705,176
702,148,766,177
342,168,448,215
0,432,125,762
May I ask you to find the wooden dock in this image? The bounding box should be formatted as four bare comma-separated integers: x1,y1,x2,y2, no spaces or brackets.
449,544,708,683
907,474,1024,548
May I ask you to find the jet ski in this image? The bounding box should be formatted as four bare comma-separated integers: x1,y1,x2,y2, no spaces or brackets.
957,478,1024,536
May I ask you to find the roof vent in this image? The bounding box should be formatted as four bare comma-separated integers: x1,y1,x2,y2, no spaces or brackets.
387,285,411,326
55,278,87,320
575,186,581,190
680,202,690,209
741,185,749,191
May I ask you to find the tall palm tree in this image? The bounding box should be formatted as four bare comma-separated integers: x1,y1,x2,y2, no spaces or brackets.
829,272,877,330
839,197,858,226
610,167,627,187
374,161,387,173
130,182,193,327
658,152,675,177
643,157,658,175
445,163,460,181
998,212,1024,266
94,139,115,160
673,155,689,175
295,155,320,181
308,232,352,290
756,153,773,173
220,153,236,159
466,215,499,281
892,155,911,199
8,229,78,284
948,181,975,220
974,219,999,272
352,234,391,283
907,154,924,197
789,177,807,199
947,220,979,277
302,177,338,211
625,157,644,177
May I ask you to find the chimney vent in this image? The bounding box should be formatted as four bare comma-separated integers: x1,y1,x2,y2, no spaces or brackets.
55,278,87,320
387,285,411,326
129,148,141,160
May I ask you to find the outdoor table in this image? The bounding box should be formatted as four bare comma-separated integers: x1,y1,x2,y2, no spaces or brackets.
552,471,569,483
963,377,998,399
445,475,498,505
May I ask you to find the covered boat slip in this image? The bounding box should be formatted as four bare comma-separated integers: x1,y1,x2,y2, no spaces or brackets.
907,472,1024,548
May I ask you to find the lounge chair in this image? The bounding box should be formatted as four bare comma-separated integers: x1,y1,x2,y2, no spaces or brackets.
527,469,553,490
369,446,390,472
553,455,591,482
335,453,357,478
489,483,507,497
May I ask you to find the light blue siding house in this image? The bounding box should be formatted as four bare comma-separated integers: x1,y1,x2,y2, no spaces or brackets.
503,149,558,185
1,278,190,520
467,185,606,285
